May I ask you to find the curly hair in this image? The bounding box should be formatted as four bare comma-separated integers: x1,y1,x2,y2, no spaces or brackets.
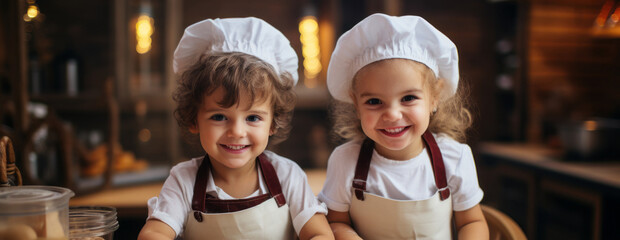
331,59,472,143
173,52,296,145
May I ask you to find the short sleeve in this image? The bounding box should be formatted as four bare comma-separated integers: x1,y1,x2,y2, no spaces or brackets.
147,159,199,237
318,141,361,212
438,138,484,211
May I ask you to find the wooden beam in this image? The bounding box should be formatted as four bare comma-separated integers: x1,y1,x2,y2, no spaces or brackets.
7,0,28,179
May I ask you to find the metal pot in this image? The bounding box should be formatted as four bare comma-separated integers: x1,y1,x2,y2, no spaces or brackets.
558,118,620,160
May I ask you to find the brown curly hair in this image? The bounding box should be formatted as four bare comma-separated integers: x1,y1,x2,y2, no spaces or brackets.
173,52,296,145
331,59,472,143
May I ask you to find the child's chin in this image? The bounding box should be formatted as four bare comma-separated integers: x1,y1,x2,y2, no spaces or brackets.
377,140,418,152
222,160,253,169
214,155,254,168
383,144,409,152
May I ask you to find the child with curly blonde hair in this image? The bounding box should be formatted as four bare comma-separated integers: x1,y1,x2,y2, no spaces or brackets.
319,13,488,239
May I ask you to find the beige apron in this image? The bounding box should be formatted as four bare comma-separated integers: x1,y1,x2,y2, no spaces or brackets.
349,131,453,240
184,154,295,240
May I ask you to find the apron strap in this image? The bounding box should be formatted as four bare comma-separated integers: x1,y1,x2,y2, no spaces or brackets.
258,154,287,207
204,193,272,213
422,131,451,201
191,153,287,213
352,131,451,201
352,139,374,201
191,155,211,212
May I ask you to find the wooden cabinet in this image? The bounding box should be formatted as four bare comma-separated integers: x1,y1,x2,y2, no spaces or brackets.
537,179,602,240
477,143,620,240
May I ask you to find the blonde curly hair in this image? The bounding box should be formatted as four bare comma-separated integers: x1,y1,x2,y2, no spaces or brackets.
331,59,472,143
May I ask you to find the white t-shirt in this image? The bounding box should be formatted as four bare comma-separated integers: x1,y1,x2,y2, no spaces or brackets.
147,150,327,237
318,133,484,212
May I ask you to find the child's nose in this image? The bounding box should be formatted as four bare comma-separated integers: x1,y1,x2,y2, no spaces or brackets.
227,120,247,138
382,105,402,122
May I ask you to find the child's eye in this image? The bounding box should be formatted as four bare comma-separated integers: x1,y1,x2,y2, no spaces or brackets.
209,114,226,121
246,115,262,122
402,95,418,102
365,98,382,105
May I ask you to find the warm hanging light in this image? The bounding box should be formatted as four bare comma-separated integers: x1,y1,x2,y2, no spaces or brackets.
27,5,39,19
299,16,321,88
23,2,40,22
136,15,154,54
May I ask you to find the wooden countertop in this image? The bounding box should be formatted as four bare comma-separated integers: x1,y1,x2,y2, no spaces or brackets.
478,142,620,194
69,169,327,215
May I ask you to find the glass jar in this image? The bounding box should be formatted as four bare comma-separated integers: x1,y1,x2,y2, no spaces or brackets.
68,206,119,240
0,185,74,240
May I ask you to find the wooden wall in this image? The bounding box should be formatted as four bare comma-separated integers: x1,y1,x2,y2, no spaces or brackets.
525,0,620,143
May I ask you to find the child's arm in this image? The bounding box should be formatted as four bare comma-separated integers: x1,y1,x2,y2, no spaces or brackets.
137,219,176,240
298,213,335,240
326,209,362,240
454,204,489,240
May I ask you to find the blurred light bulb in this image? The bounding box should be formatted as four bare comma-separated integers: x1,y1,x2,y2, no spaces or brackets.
136,15,154,54
300,18,318,33
27,5,39,19
299,16,322,86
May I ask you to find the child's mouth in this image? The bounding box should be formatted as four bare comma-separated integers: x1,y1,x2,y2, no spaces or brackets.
380,126,409,137
221,144,249,151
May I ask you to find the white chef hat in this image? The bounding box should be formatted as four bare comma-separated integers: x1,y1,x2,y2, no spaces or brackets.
173,17,299,84
327,13,459,103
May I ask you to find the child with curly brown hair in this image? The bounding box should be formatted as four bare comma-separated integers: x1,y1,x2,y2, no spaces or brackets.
138,17,333,240
318,13,488,239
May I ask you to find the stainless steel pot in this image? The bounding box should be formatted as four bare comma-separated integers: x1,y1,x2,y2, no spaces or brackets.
558,118,620,160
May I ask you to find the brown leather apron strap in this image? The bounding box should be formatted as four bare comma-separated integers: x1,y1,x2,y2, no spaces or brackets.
191,155,211,212
257,154,287,207
422,131,451,201
352,131,451,201
353,139,374,201
204,194,272,213
191,153,287,215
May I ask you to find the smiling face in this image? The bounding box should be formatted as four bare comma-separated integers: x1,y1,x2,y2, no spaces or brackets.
351,59,438,160
190,87,274,170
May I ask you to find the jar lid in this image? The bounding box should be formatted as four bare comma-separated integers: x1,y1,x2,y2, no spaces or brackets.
0,185,74,216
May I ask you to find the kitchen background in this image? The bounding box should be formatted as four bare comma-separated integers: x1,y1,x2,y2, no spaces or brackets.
1,0,619,239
